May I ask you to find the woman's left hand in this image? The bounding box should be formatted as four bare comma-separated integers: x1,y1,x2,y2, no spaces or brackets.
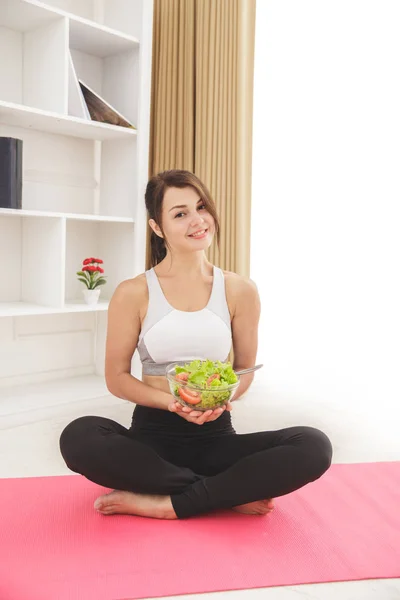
168,400,233,424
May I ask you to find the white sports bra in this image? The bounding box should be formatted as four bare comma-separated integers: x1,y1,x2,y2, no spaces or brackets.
137,266,232,376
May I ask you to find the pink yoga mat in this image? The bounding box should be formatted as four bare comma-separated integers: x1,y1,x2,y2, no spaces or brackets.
0,462,399,600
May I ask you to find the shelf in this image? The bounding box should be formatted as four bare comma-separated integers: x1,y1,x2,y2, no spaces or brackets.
0,0,139,56
0,101,137,140
0,301,109,318
63,301,109,313
0,208,134,223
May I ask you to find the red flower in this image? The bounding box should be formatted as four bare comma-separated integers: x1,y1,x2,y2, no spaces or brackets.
82,265,104,273
82,257,103,265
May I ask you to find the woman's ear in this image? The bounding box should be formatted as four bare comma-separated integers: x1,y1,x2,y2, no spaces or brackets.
149,219,163,238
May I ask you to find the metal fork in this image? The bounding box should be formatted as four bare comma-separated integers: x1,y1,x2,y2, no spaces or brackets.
235,364,263,375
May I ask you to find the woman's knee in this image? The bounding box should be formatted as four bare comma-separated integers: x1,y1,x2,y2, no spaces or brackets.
59,416,93,467
59,415,118,469
297,426,333,477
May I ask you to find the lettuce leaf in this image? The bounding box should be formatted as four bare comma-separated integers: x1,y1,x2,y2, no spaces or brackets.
175,359,238,388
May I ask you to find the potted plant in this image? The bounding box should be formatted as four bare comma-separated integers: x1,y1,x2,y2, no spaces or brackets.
76,257,107,305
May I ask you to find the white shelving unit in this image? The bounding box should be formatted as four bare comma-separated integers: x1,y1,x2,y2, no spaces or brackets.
0,0,153,391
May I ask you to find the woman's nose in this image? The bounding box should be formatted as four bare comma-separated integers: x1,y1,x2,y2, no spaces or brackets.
190,213,205,227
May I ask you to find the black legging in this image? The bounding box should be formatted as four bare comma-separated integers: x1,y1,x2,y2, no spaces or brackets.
59,405,333,519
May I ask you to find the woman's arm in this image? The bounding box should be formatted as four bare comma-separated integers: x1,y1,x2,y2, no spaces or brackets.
105,278,172,410
229,275,261,401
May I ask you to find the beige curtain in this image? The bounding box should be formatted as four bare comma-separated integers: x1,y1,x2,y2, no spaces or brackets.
147,0,256,277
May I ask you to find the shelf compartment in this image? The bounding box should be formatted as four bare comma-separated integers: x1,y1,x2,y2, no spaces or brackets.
70,40,138,129
98,138,137,217
35,0,142,40
0,212,64,309
68,12,138,57
0,0,61,33
0,5,68,114
65,219,134,304
0,120,97,214
0,120,137,217
0,0,139,47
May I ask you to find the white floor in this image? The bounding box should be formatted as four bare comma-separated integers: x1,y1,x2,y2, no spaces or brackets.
0,375,399,600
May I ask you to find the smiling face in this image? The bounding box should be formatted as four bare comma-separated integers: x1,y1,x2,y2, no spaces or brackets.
149,186,216,254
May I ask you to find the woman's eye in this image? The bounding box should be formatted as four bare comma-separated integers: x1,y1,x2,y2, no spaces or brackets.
174,204,206,218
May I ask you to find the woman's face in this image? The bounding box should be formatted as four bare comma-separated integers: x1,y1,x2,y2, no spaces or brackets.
151,186,215,253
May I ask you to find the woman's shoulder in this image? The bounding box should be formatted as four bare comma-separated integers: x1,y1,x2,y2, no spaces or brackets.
115,272,148,292
111,273,149,309
222,269,258,292
222,270,260,316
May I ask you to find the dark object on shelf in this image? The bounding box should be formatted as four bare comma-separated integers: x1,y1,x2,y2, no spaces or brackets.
78,80,136,130
0,137,23,209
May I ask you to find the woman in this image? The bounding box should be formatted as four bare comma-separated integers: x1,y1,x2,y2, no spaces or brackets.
60,169,333,520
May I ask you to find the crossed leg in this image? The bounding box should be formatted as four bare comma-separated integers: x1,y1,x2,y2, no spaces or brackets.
89,424,332,519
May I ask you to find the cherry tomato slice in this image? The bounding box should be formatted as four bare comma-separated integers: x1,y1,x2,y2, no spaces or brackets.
178,387,202,405
175,372,189,382
206,373,221,385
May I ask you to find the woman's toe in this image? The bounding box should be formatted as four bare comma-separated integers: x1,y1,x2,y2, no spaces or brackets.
94,498,103,510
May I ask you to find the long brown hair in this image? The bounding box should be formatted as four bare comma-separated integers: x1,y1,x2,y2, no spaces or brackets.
145,170,221,267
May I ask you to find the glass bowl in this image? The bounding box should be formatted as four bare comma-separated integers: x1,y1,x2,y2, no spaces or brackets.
165,361,240,412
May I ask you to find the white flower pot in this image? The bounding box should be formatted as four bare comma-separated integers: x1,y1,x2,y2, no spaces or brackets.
83,289,101,305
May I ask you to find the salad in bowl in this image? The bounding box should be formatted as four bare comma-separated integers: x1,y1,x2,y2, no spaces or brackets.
165,359,240,411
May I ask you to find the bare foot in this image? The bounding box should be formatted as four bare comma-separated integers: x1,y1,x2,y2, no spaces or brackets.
232,498,275,515
93,490,177,519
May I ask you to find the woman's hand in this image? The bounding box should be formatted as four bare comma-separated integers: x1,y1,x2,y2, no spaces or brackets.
168,400,233,425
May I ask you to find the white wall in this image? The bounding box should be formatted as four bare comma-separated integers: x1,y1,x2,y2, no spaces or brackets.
251,0,400,416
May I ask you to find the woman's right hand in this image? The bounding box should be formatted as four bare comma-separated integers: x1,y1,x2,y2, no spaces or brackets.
168,400,232,424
